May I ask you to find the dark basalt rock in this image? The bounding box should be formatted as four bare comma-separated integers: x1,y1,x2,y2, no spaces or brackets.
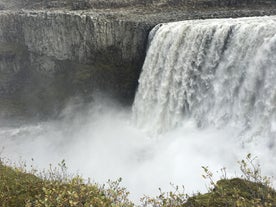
0,0,275,119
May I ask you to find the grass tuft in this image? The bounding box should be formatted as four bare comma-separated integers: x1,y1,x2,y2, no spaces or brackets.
1,154,276,207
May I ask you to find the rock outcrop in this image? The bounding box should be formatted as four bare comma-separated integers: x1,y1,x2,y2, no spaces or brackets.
0,0,275,119
0,10,152,118
1,0,275,10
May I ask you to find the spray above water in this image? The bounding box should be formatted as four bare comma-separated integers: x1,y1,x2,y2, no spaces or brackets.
1,16,276,202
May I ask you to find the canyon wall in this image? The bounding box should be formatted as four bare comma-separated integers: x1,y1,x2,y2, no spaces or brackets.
0,10,152,118
1,0,275,10
0,0,275,119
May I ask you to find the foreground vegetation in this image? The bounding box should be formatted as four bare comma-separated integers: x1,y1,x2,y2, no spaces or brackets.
0,160,133,207
1,154,276,207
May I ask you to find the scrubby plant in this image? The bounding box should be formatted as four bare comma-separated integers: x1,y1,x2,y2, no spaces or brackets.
26,176,115,207
140,184,188,207
0,154,276,207
140,154,276,207
0,159,134,207
0,160,44,207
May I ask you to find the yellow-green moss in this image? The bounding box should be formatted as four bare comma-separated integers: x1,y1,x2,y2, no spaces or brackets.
185,178,276,207
0,162,44,207
1,160,276,207
0,162,134,207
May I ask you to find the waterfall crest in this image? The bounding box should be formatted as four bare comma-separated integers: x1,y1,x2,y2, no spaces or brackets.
133,16,276,137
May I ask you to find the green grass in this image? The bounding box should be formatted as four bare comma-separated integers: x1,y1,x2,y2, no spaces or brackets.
1,154,276,207
184,178,276,207
0,160,134,207
0,162,44,206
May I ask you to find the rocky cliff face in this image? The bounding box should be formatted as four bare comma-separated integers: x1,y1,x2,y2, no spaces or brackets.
1,0,275,10
0,10,153,118
0,0,275,119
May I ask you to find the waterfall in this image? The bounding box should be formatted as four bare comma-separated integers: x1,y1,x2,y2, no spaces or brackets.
1,16,276,201
133,16,276,138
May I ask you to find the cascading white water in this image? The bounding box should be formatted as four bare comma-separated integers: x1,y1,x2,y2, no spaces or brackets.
1,16,276,203
133,16,276,139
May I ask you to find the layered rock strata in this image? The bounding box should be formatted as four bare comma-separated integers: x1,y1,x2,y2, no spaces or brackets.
0,10,152,118
0,1,275,119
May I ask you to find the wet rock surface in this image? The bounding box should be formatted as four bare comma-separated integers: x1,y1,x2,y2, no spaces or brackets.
0,0,275,119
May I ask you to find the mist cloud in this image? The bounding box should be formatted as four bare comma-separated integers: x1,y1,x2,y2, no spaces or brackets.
0,97,275,202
